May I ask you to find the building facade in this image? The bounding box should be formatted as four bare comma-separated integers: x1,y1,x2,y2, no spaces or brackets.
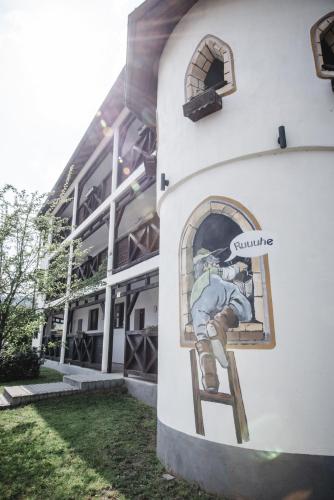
38,1,334,498
38,69,159,382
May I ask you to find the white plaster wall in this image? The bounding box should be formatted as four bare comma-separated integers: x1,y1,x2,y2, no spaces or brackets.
157,0,334,202
157,0,334,456
107,255,159,287
80,223,108,256
158,150,334,455
112,289,159,364
118,184,156,237
129,288,159,330
71,303,105,334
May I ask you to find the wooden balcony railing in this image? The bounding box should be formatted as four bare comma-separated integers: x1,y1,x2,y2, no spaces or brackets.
117,124,156,187
72,248,108,281
124,328,158,382
77,172,112,226
67,332,103,368
114,214,159,271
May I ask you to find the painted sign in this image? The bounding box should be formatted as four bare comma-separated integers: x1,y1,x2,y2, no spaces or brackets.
226,230,277,261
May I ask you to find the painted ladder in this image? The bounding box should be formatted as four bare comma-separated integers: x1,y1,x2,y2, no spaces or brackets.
190,349,249,444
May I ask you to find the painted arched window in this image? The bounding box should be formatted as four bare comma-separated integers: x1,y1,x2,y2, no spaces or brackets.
184,35,236,102
179,197,275,349
311,12,334,79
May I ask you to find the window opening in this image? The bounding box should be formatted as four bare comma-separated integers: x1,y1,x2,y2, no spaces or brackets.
321,27,334,71
77,319,83,333
114,303,125,329
184,35,236,103
134,308,145,330
88,308,99,331
204,58,226,91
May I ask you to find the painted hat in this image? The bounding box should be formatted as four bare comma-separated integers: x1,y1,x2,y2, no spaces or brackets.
193,247,227,264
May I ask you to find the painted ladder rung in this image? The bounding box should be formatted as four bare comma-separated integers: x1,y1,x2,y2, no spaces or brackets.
199,390,234,405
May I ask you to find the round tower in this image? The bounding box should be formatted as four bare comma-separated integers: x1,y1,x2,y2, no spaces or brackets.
155,0,334,497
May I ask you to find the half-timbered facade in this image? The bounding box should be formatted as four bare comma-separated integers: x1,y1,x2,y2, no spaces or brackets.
38,69,159,383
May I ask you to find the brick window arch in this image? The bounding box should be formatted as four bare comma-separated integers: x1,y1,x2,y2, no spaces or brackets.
179,197,275,349
311,11,334,79
184,35,236,102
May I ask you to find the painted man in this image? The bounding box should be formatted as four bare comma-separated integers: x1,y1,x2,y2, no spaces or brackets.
191,248,252,393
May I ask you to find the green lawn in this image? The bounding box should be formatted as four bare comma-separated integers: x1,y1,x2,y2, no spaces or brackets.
0,389,222,499
0,366,63,394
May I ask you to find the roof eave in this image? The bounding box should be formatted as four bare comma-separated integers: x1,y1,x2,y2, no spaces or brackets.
125,0,198,126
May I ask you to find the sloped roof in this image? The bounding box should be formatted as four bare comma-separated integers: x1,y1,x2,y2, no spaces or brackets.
126,0,198,125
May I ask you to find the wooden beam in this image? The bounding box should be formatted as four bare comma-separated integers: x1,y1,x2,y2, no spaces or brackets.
227,351,250,443
113,250,159,275
113,281,158,299
127,292,139,319
69,298,105,311
190,349,205,435
199,390,233,405
113,269,158,290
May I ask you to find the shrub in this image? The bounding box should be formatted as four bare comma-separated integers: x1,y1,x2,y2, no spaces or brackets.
0,348,42,382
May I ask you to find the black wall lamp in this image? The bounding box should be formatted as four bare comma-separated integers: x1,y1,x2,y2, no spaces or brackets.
278,125,287,149
160,173,169,191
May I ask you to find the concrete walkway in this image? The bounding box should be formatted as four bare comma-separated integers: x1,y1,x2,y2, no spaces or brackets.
0,369,124,409
46,359,157,408
43,359,108,376
43,359,123,376
0,360,157,410
1,382,80,407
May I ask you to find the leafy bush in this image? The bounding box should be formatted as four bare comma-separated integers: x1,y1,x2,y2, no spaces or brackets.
0,348,42,382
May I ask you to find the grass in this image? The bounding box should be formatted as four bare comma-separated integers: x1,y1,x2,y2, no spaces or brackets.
0,389,223,499
0,366,63,394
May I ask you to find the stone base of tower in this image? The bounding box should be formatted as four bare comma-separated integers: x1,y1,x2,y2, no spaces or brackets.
157,420,334,500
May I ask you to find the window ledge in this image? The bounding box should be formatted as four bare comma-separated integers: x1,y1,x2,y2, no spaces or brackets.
183,88,222,122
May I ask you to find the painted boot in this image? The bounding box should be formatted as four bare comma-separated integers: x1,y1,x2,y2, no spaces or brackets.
207,306,239,368
195,339,219,393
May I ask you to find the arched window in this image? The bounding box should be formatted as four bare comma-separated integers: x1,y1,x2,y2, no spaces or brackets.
311,12,334,80
184,35,236,102
179,197,275,349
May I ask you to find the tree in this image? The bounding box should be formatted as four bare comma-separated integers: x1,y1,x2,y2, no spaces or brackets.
0,183,95,355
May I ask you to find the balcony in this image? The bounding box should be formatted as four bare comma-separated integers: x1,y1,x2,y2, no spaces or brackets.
114,214,159,271
67,331,103,370
72,247,108,282
117,118,156,187
77,172,112,226
124,327,158,382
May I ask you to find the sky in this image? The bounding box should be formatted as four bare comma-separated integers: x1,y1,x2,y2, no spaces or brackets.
0,0,142,194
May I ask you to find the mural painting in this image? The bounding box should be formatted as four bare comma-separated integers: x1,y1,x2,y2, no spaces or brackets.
179,197,275,443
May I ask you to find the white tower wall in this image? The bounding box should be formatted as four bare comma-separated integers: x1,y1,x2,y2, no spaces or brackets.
156,0,334,497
